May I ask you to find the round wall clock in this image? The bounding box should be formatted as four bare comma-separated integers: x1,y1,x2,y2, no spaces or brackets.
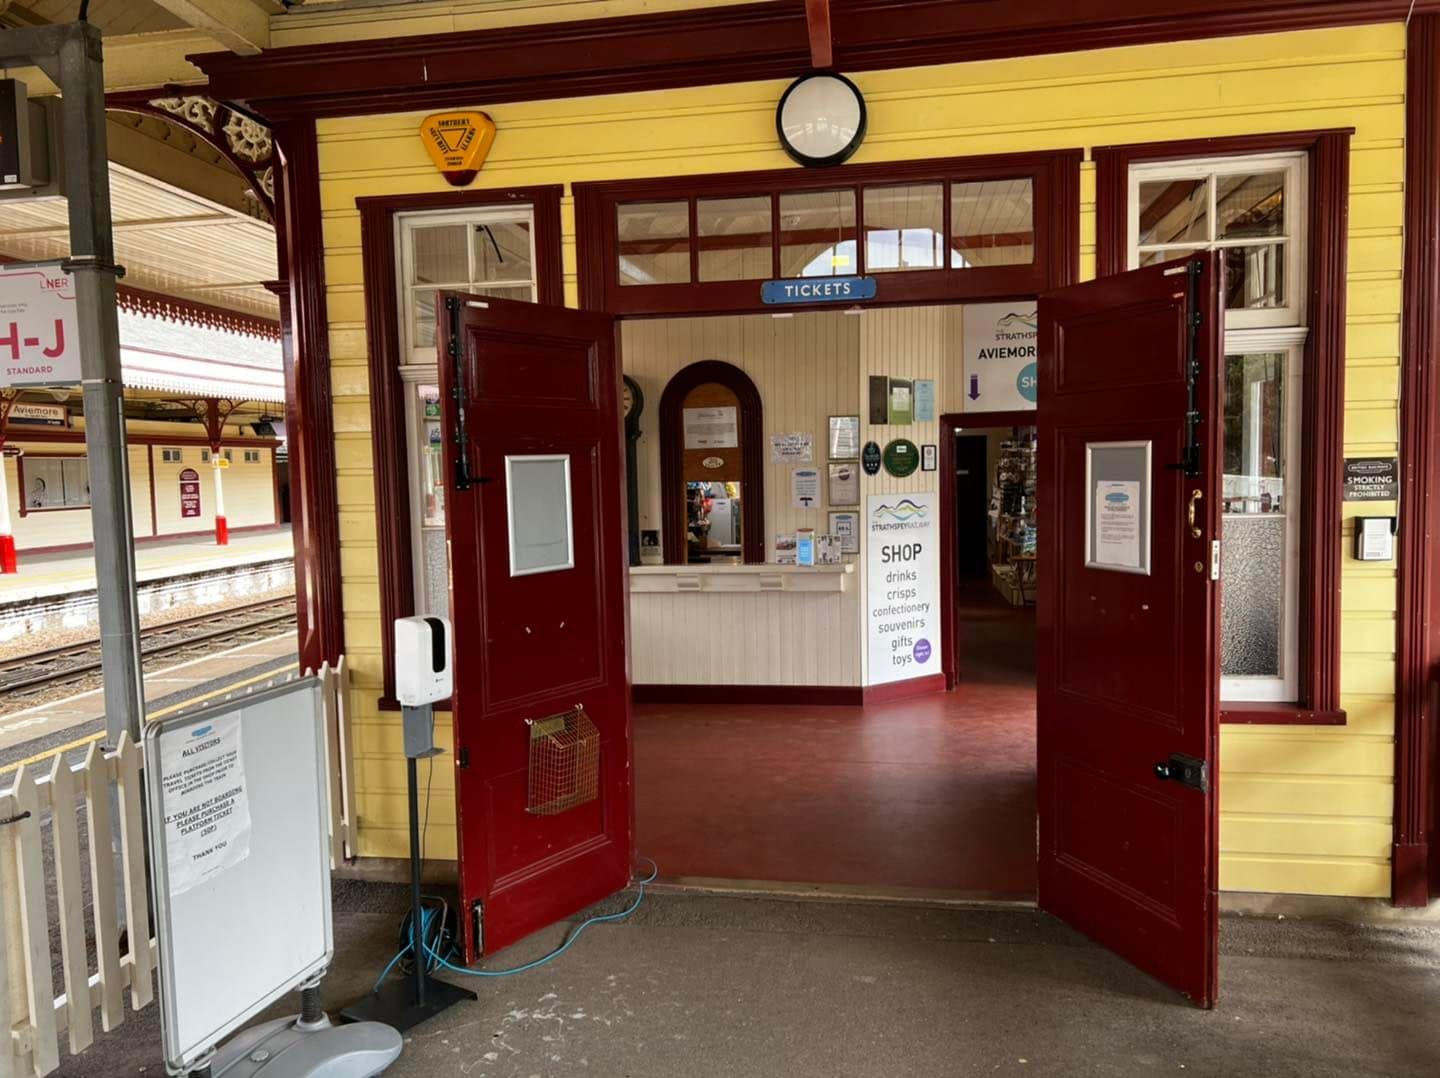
776,73,868,168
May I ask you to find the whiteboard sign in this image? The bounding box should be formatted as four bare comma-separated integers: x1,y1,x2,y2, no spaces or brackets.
145,677,333,1072
0,262,82,387
865,491,941,685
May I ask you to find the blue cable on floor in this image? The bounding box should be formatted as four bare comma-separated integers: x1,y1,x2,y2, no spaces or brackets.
372,857,658,992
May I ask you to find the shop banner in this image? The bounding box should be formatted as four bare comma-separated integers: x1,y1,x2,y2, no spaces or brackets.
961,301,1038,413
866,491,940,685
0,263,81,388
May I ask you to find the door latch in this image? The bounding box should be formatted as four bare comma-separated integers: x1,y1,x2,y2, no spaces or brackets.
1154,753,1209,793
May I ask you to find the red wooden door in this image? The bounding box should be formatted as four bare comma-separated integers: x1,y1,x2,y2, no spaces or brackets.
1036,253,1223,1007
437,293,631,963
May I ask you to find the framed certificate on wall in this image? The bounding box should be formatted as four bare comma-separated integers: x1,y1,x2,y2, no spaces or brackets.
829,414,861,460
827,461,859,506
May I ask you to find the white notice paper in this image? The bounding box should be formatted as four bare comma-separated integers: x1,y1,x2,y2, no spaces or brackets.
1093,480,1142,570
160,712,252,894
770,432,814,464
792,467,820,509
683,406,738,449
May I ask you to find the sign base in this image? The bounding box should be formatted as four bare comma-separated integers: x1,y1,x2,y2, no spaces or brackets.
340,975,476,1034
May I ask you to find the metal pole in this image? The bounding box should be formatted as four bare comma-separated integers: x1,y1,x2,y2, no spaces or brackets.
54,23,145,745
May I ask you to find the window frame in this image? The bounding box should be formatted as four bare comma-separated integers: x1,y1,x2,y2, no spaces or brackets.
357,185,565,708
16,453,90,515
1095,129,1352,726
575,149,1081,315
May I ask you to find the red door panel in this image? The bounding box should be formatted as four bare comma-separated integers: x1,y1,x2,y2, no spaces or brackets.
1036,254,1222,1007
437,293,631,962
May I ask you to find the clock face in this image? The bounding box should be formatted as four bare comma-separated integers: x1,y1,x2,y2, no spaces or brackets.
776,73,867,169
622,376,643,422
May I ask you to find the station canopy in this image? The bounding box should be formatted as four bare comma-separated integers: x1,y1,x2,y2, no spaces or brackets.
117,305,284,404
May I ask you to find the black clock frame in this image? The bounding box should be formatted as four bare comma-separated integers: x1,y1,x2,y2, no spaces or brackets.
775,72,868,169
623,374,645,566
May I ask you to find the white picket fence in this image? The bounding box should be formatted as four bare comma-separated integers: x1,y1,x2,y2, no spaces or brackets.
0,657,355,1078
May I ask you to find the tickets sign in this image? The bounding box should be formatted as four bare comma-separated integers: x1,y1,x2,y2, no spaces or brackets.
419,111,497,186
0,263,80,388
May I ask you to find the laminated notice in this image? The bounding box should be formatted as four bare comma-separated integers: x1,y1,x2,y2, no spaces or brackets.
160,713,252,895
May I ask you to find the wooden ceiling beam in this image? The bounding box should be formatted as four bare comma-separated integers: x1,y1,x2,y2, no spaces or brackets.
806,0,833,69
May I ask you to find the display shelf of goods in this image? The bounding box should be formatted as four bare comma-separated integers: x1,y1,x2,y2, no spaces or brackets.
990,437,1037,606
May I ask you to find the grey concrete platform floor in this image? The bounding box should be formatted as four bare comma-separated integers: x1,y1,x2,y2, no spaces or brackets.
52,880,1440,1078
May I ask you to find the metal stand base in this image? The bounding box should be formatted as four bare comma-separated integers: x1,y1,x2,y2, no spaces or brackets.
339,975,476,1034
204,1013,402,1077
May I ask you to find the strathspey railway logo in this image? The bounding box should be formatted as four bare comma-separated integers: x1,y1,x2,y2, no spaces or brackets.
873,499,929,522
997,311,1038,333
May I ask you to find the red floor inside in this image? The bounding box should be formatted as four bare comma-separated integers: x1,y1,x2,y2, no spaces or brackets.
634,582,1037,896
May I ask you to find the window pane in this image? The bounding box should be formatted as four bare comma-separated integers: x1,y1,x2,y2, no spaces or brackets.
779,189,857,278
1217,172,1285,239
864,184,943,273
418,384,446,528
617,201,690,286
420,527,450,619
1221,352,1289,680
410,224,468,285
412,288,437,351
472,219,533,284
1137,178,1209,247
698,196,772,282
950,178,1034,267
1221,515,1286,677
1222,243,1286,310
1222,353,1287,514
1138,247,1201,267
470,283,536,302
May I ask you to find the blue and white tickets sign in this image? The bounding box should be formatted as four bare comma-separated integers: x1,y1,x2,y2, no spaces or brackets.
762,276,877,305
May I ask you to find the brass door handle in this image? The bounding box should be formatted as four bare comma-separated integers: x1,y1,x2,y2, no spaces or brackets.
1188,489,1203,539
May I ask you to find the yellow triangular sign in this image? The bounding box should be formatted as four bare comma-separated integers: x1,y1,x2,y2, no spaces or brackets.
419,111,497,185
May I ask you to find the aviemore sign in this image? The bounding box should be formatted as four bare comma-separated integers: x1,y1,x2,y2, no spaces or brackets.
0,262,81,388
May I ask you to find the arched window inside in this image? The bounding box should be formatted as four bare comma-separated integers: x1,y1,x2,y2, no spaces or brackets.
658,360,764,565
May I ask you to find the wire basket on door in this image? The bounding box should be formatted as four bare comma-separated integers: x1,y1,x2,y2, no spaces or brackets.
526,705,600,815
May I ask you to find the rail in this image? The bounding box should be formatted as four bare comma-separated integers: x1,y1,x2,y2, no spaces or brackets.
0,658,354,1078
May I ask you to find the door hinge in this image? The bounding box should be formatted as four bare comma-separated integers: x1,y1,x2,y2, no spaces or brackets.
472,900,484,953
1154,753,1210,793
446,295,473,492
1210,539,1221,581
457,746,470,769
1177,258,1205,478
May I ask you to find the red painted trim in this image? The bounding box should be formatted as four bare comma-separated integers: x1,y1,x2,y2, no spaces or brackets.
2,431,278,448
0,535,16,574
632,683,863,706
940,416,957,691
19,522,287,557
357,186,565,703
215,515,229,545
147,444,158,537
574,150,1079,317
1397,15,1440,908
657,360,765,565
194,1,1440,122
1219,704,1346,725
274,118,346,672
862,672,948,704
1093,128,1351,727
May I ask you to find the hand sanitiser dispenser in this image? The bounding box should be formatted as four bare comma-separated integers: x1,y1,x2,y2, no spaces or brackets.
394,615,452,706
341,617,476,1030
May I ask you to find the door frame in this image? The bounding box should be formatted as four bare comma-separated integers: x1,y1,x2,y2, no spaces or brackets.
939,408,1042,690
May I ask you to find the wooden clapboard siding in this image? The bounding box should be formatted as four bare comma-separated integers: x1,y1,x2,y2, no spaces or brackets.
317,22,1406,894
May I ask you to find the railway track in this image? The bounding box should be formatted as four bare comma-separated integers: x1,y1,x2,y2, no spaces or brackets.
0,597,297,706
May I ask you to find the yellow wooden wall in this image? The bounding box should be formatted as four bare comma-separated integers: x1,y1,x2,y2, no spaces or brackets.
316,23,1405,893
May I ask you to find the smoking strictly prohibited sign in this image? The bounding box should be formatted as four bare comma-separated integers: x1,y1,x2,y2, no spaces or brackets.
160,713,252,894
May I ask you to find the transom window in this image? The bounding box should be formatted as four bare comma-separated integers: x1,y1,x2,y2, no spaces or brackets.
1128,153,1306,329
578,152,1075,316
395,204,542,619
1128,152,1308,702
